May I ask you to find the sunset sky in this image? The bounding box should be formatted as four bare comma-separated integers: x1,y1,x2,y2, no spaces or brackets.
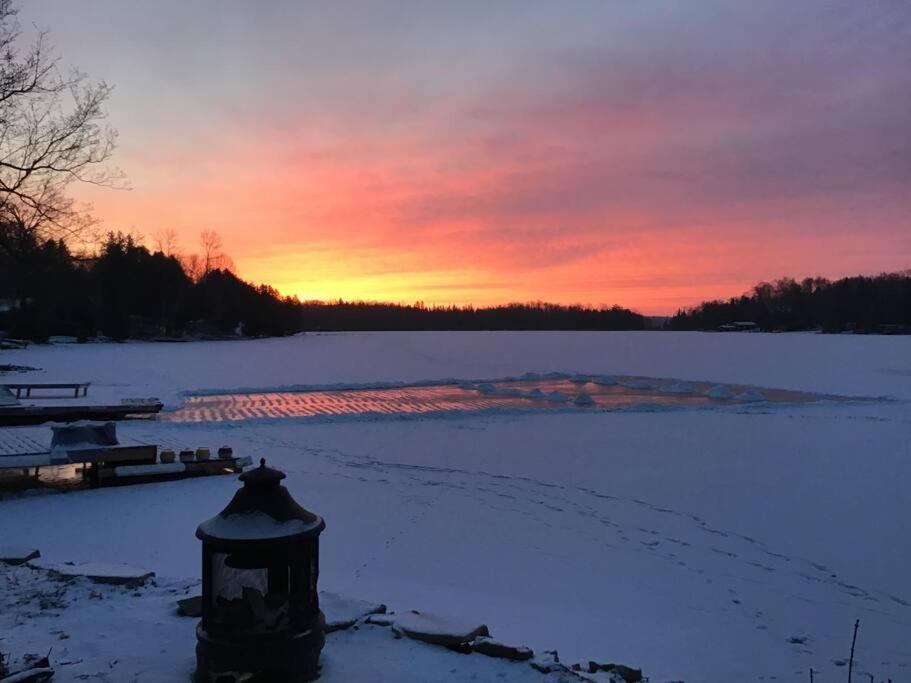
23,1,911,314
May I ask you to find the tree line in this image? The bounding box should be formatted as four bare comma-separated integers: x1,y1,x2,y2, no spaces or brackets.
300,301,646,332
669,273,911,333
0,226,304,341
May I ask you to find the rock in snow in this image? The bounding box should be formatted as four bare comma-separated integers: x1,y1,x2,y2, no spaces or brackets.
176,595,203,617
320,591,387,632
529,649,567,674
583,660,643,682
0,666,55,682
395,609,490,646
0,546,40,565
364,613,396,626
31,560,155,586
470,635,534,661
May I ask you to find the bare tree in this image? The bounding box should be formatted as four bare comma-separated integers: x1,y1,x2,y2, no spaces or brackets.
0,0,121,255
180,252,203,282
200,229,222,275
199,229,234,274
153,227,180,257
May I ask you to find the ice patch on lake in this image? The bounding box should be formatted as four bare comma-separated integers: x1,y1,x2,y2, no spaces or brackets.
161,373,850,424
592,375,618,386
705,385,736,400
620,379,653,390
658,382,697,395
736,390,767,403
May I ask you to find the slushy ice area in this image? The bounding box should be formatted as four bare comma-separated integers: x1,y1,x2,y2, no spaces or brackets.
164,375,841,423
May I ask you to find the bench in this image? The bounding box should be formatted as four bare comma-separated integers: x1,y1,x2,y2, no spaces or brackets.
2,382,90,399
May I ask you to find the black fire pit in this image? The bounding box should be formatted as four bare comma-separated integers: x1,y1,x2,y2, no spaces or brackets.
195,458,326,682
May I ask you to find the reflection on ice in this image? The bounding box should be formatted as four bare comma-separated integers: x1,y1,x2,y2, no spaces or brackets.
164,375,841,424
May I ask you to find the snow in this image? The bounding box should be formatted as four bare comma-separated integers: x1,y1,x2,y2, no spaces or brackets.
1,331,910,682
319,590,386,631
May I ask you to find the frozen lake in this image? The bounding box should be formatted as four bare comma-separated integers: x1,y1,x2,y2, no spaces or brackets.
1,331,909,682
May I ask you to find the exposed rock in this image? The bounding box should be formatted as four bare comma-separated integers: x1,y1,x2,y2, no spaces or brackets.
470,636,533,661
176,595,203,617
0,547,40,566
364,613,395,626
395,610,489,647
0,666,55,682
32,560,154,587
0,654,53,683
445,642,473,655
586,661,643,683
320,591,386,632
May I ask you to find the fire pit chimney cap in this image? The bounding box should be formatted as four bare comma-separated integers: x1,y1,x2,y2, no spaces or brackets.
196,458,324,543
239,457,285,486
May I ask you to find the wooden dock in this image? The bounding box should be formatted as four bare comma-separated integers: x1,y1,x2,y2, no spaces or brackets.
0,399,163,426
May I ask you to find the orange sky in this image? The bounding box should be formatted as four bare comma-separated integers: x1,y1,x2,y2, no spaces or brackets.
31,1,911,314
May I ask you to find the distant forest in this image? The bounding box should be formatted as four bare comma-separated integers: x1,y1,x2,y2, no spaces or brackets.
0,226,303,341
0,225,645,341
300,301,645,332
669,273,911,333
4,223,910,341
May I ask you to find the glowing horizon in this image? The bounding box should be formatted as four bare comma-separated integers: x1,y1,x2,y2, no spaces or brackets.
24,1,911,315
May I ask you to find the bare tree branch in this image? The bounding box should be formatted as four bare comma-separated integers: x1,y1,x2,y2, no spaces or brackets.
0,0,122,247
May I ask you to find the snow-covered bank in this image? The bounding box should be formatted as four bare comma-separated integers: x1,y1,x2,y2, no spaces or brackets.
1,332,910,681
2,563,603,682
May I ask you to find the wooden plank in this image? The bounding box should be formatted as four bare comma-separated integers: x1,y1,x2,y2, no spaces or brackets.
0,401,163,427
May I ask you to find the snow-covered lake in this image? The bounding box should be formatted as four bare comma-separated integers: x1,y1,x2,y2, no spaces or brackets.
1,331,909,682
